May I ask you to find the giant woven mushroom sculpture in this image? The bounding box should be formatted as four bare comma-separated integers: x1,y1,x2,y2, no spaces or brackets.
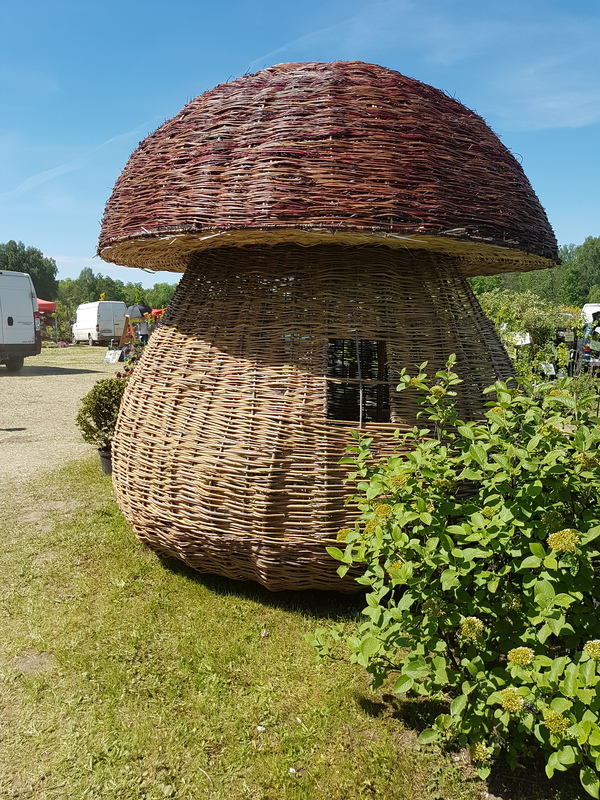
99,61,557,592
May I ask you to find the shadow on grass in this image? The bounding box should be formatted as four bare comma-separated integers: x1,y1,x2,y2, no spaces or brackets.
356,694,588,799
156,554,365,621
0,366,105,377
486,755,587,800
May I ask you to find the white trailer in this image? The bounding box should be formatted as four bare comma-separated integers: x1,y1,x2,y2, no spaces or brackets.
0,271,41,371
72,301,127,346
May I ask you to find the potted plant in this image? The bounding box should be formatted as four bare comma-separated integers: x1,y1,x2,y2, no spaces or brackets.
75,376,128,474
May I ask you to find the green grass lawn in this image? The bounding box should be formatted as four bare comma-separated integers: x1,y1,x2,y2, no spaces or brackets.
0,457,587,799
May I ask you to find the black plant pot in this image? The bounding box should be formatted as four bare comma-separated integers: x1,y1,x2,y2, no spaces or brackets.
98,448,112,475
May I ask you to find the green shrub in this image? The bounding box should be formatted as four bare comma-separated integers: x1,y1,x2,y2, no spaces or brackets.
75,376,128,450
311,357,600,797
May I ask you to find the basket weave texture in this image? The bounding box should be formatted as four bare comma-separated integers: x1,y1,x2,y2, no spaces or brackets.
113,245,513,592
98,61,557,276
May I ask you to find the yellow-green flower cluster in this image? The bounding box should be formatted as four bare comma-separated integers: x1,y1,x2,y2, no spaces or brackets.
543,709,570,737
540,423,560,436
503,593,522,611
389,473,409,488
584,640,600,660
432,477,454,491
574,452,600,470
409,377,424,388
374,503,393,518
387,560,404,574
363,519,378,535
489,406,503,415
547,528,580,553
507,647,534,666
482,506,496,519
411,501,435,513
500,688,525,713
430,385,447,397
422,597,444,619
460,617,485,640
549,389,570,397
470,742,491,762
336,528,352,543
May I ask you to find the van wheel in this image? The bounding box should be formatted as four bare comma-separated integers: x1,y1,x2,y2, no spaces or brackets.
88,335,94,346
5,357,24,372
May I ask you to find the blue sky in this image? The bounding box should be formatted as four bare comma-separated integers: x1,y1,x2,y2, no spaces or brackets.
1,0,599,289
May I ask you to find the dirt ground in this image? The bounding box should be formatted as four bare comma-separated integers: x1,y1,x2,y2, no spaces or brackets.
0,345,120,487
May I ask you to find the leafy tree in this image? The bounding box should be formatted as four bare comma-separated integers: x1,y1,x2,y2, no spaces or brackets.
476,290,582,380
477,290,580,348
144,282,178,309
561,237,600,306
0,240,58,299
468,240,600,306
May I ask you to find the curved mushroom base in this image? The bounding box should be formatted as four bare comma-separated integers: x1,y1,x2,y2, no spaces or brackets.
112,244,513,592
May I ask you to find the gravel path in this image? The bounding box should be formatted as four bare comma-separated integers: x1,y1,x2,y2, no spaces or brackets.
0,346,120,486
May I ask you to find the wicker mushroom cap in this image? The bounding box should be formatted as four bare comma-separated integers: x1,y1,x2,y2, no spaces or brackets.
98,61,558,277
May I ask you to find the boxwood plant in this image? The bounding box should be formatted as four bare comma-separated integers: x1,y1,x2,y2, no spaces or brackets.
311,356,600,796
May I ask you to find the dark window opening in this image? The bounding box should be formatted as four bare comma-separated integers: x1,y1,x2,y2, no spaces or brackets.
327,339,390,424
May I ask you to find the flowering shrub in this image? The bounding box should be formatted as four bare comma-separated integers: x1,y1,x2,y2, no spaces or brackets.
311,357,600,796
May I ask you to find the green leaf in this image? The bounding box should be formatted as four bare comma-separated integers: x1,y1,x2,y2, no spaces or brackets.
450,694,467,717
417,728,440,744
403,657,430,679
441,569,460,590
521,555,542,569
469,444,488,467
359,637,380,657
530,542,546,558
534,579,556,602
561,663,579,697
393,674,414,694
460,468,483,481
556,745,577,765
580,765,600,799
326,546,348,563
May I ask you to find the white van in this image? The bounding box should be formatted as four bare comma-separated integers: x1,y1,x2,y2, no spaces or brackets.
0,271,41,371
582,304,600,324
72,301,127,346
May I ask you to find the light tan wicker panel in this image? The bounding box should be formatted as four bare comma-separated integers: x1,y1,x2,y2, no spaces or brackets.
112,245,513,591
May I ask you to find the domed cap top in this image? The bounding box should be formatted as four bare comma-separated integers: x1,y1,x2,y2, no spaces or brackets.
98,61,558,276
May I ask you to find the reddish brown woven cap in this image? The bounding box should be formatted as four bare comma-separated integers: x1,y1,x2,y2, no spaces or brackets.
98,61,558,276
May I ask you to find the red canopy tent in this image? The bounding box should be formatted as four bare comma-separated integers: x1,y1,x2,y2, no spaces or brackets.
37,299,56,313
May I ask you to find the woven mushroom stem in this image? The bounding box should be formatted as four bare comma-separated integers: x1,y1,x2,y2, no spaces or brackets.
113,244,512,592
98,61,557,275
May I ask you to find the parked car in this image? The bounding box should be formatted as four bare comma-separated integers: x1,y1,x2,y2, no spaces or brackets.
71,301,127,346
0,270,41,371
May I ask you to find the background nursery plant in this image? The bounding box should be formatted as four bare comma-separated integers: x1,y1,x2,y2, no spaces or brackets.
311,356,600,797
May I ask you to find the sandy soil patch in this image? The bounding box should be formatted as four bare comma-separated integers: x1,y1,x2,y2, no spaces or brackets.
0,346,119,487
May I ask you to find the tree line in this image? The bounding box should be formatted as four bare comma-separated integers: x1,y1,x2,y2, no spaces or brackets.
468,235,600,306
0,240,178,340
